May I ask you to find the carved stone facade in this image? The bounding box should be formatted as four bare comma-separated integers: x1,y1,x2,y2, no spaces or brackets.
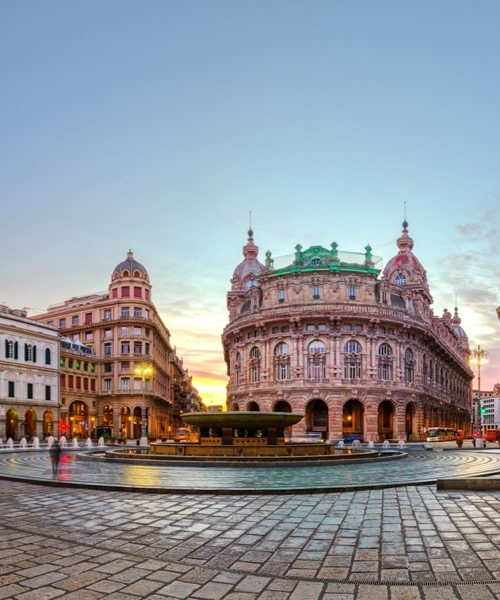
222,223,473,442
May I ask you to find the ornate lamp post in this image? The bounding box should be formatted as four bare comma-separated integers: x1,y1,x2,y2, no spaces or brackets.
135,363,153,446
471,344,488,444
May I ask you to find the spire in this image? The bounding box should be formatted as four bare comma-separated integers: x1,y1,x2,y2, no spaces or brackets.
396,219,414,252
243,227,258,260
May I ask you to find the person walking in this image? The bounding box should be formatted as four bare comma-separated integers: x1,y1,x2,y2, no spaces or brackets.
49,439,62,478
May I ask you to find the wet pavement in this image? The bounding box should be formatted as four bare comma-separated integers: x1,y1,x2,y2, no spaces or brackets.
1,445,500,598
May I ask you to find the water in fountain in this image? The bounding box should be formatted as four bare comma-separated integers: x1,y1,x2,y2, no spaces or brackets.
47,435,55,448
19,437,27,448
397,440,406,449
337,440,345,449
72,438,79,448
86,438,93,447
367,441,374,448
6,438,14,449
352,439,361,451
98,436,105,447
0,439,3,449
59,436,67,448
382,440,390,448
32,437,40,448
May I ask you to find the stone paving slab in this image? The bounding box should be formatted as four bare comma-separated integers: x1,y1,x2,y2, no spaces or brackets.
1,478,500,598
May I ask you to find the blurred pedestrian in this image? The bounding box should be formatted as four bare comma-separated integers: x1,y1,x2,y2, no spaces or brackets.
49,439,62,478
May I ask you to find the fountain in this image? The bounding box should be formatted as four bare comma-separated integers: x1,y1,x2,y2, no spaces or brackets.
59,436,67,448
47,435,54,448
72,438,79,448
6,438,14,449
86,438,93,448
397,440,406,449
367,441,374,449
98,436,105,447
19,437,27,448
101,412,406,465
32,437,40,449
383,440,390,448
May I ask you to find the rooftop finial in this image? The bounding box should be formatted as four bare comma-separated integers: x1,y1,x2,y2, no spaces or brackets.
248,210,253,238
402,201,408,230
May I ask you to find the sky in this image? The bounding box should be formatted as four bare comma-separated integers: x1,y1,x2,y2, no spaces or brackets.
1,0,500,405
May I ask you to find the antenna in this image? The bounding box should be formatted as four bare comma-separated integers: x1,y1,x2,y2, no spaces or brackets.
249,210,252,230
404,201,407,221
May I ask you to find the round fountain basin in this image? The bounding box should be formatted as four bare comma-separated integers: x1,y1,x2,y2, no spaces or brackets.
180,411,304,430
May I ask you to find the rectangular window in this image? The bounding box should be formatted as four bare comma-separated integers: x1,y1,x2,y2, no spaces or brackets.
103,363,112,373
121,286,130,298
121,327,129,336
278,290,285,303
85,331,93,340
45,385,51,401
133,377,142,391
27,383,33,399
121,361,130,371
104,328,112,338
145,289,150,301
104,343,112,356
349,287,356,300
144,342,150,356
103,378,112,391
84,312,92,324
133,326,142,336
145,328,150,338
121,341,130,354
112,288,118,299
134,307,142,318
68,375,74,388
59,318,66,327
103,309,112,320
121,377,130,391
134,341,142,355
83,378,89,391
121,307,130,318
313,286,320,300
76,377,81,390
72,315,79,326
134,287,142,299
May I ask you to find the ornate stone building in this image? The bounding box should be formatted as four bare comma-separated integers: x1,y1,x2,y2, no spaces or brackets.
0,305,59,441
222,222,473,442
32,251,202,440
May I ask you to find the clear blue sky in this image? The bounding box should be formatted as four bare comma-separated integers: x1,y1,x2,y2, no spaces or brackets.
2,0,500,402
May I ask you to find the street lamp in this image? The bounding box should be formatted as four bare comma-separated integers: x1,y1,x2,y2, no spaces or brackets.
471,344,488,444
135,362,153,446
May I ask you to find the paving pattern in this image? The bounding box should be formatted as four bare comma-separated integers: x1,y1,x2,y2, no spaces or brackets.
1,447,500,598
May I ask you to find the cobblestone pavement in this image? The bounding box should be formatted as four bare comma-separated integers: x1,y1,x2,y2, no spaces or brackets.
1,448,500,599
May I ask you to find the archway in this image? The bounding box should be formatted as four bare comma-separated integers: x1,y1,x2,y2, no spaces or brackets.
231,403,239,411
247,401,260,411
132,406,142,439
306,399,328,440
378,400,395,440
342,399,364,441
120,405,132,439
405,401,419,440
24,408,36,438
43,410,55,438
273,400,292,412
68,400,89,438
6,409,18,440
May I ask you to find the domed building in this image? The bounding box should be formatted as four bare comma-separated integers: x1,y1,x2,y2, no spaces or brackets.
32,251,201,441
222,223,473,442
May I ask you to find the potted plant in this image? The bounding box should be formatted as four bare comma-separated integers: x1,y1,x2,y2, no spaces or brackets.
455,438,463,448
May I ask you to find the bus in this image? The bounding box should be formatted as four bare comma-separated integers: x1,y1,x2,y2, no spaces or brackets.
425,427,457,442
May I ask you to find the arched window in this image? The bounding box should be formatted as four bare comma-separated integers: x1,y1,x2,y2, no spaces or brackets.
344,340,361,354
274,342,290,380
404,348,414,383
249,346,261,383
378,343,393,380
307,341,326,380
235,351,242,385
394,273,407,286
278,289,285,303
378,343,392,356
45,348,51,365
274,342,289,356
343,340,362,379
245,279,257,290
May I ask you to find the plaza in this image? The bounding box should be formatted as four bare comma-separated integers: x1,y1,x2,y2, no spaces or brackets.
1,445,500,599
